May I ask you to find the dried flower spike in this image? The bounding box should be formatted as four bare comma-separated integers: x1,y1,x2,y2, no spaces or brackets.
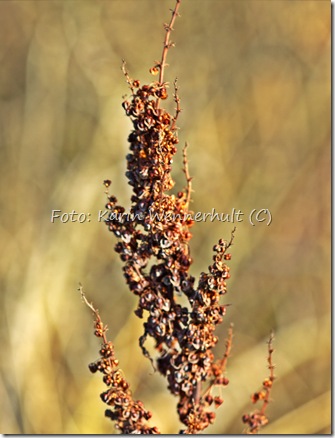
82,0,275,434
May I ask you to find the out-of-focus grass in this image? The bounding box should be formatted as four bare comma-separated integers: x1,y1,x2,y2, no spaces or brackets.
0,0,330,434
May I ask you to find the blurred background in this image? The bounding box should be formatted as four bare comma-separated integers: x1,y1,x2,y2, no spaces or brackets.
0,0,330,434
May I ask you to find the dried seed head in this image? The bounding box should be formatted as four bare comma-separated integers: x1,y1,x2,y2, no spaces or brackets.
149,66,160,75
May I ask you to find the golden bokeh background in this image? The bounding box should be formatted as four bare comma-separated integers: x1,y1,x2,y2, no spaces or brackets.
0,0,330,434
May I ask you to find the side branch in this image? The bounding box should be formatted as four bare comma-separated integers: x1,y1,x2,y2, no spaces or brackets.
260,332,275,415
171,77,182,130
121,60,135,94
242,332,276,434
182,142,192,208
217,323,234,374
78,284,159,434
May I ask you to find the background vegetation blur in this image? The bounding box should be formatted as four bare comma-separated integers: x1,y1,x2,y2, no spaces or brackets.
0,0,330,434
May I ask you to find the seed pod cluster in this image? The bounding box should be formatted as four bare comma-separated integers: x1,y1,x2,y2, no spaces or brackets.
87,305,159,434
104,68,236,432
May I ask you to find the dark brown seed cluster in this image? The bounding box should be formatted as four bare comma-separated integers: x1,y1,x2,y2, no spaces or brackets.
81,290,159,434
103,66,236,433
242,412,269,434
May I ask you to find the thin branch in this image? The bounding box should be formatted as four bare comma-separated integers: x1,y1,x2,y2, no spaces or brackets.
260,332,275,415
226,227,237,250
79,283,98,315
182,142,192,208
121,60,135,94
156,0,182,107
171,77,182,130
218,323,234,373
78,283,109,343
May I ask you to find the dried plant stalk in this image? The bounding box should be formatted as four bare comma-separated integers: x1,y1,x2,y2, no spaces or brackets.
81,0,275,434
